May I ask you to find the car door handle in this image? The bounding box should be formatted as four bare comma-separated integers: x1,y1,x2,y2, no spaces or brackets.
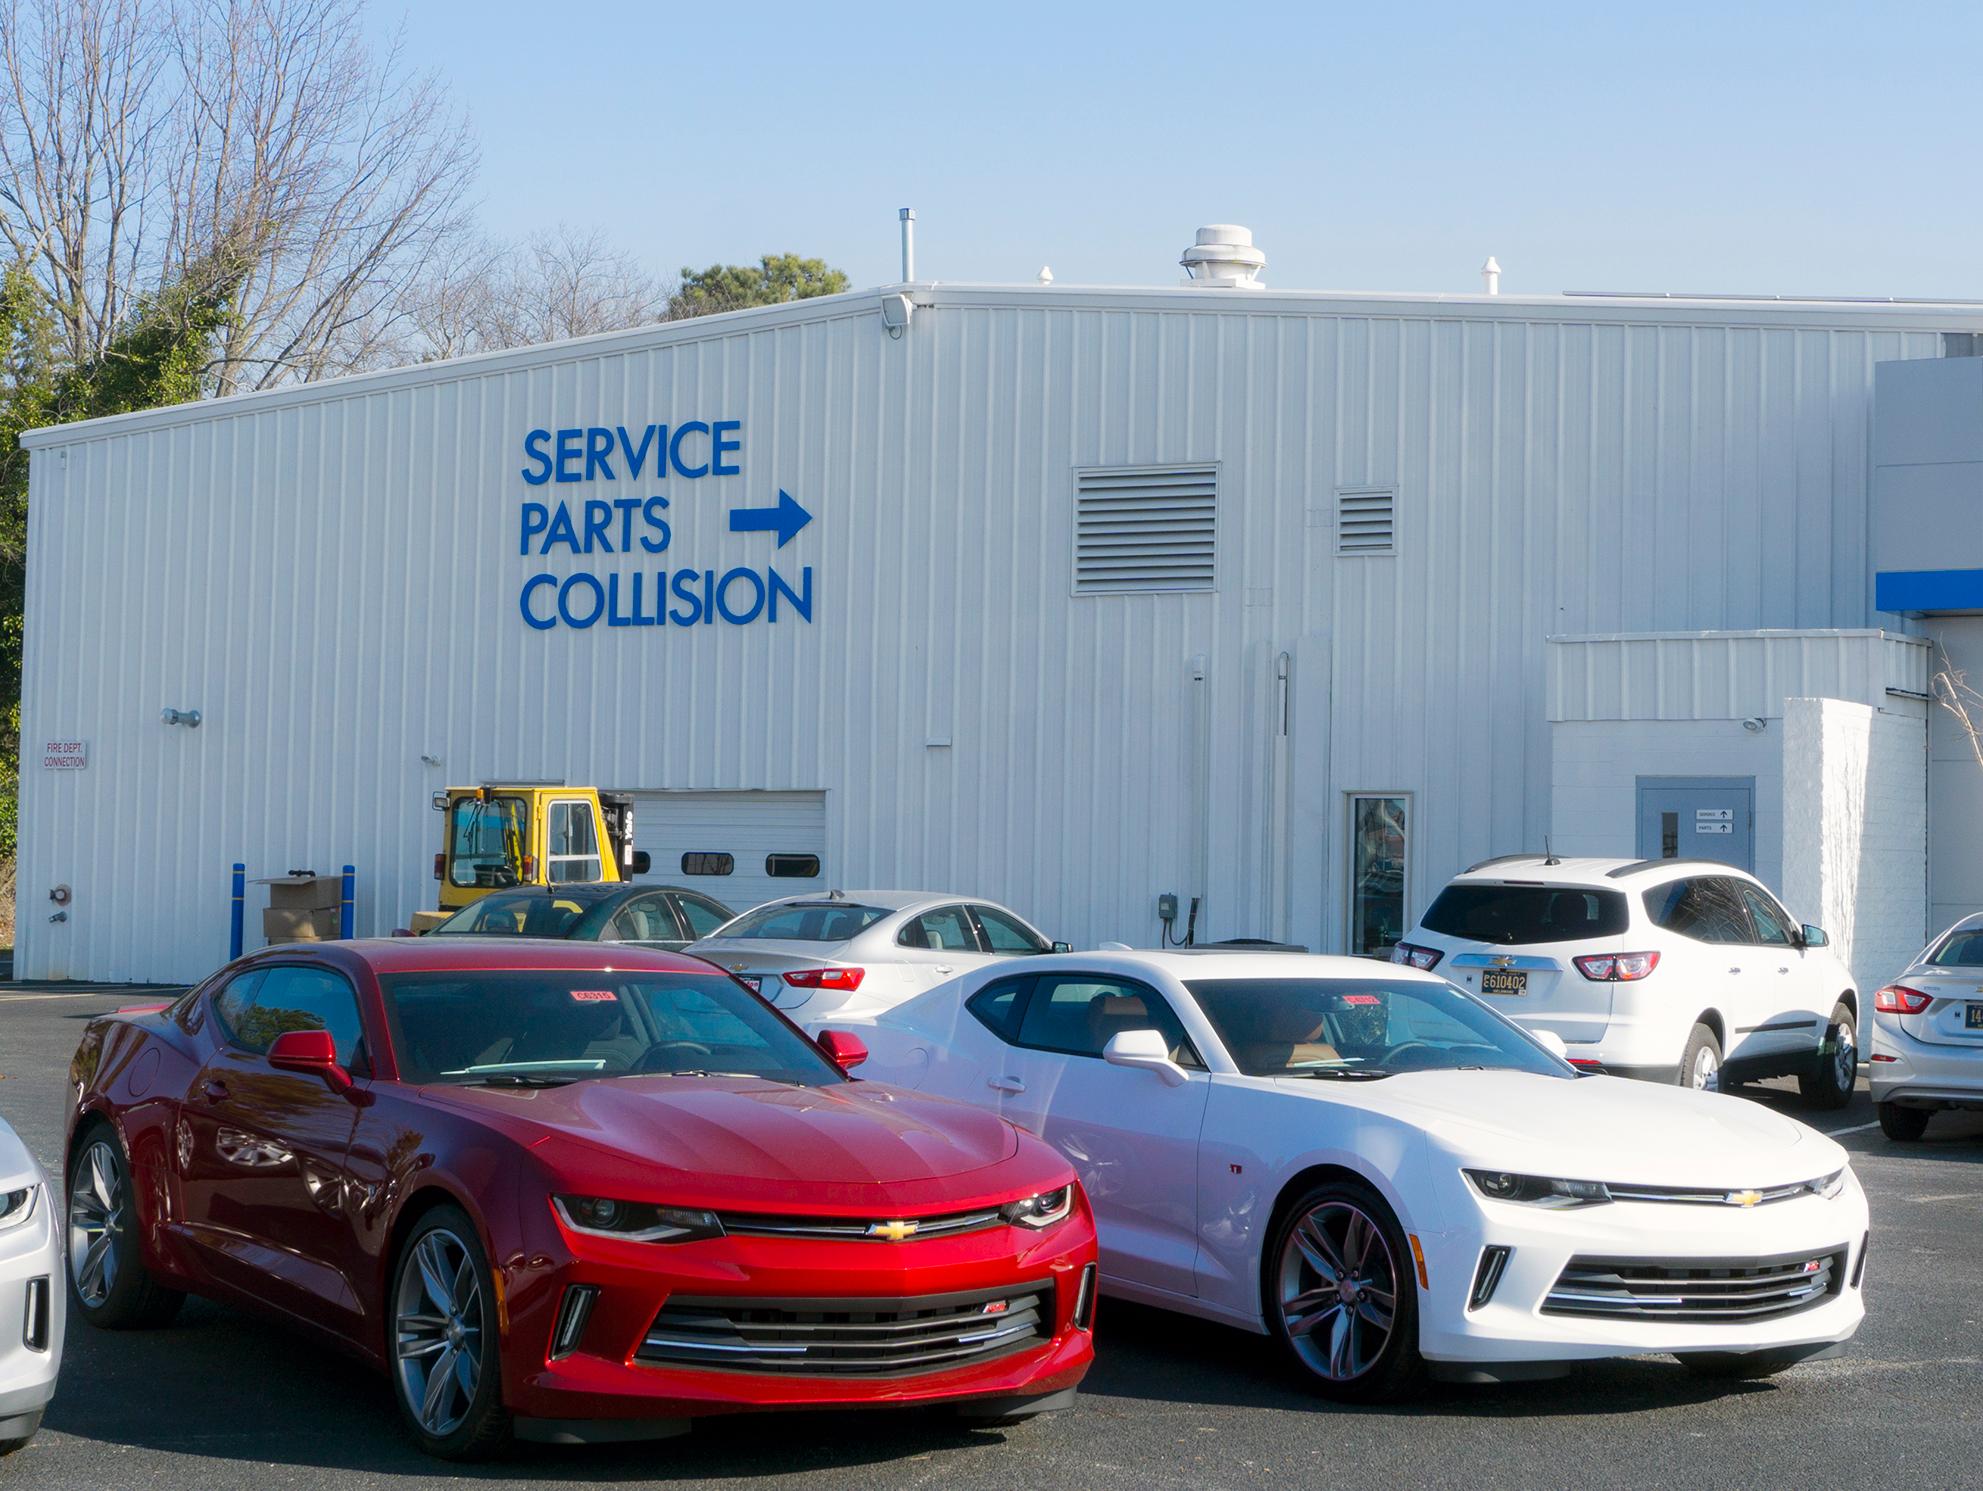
988,1075,1025,1094
202,1079,230,1103
934,965,954,975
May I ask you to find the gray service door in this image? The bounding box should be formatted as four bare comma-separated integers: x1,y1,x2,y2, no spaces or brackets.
1635,777,1754,872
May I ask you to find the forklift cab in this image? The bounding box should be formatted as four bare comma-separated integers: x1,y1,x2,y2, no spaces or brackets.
432,785,650,913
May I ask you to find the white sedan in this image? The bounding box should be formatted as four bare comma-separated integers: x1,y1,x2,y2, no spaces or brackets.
844,950,1869,1399
686,890,1064,1026
0,1114,62,1454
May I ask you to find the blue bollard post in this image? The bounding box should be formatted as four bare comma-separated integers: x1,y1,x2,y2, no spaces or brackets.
229,863,246,959
339,865,356,940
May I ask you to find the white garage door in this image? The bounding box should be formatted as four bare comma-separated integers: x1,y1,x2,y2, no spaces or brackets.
625,790,828,917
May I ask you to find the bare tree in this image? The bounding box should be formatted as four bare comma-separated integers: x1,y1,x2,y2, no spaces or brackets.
1932,645,1983,770
404,225,667,360
0,0,477,392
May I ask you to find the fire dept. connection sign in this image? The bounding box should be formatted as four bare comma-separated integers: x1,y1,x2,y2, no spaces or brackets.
40,739,87,770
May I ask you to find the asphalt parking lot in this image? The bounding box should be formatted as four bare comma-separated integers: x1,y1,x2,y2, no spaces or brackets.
2,985,1979,1491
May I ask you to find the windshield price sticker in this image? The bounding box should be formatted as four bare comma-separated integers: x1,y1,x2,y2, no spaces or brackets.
570,989,619,1003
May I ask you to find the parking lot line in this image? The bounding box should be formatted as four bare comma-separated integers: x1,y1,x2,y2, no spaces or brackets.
1825,1120,1881,1136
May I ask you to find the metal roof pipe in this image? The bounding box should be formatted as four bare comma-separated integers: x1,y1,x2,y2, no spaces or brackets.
1482,256,1502,295
899,208,916,282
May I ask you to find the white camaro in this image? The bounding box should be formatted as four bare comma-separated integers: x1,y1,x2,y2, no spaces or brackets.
843,950,1868,1399
0,1114,62,1454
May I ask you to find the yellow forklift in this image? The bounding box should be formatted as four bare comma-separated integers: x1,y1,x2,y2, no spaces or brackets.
409,783,650,932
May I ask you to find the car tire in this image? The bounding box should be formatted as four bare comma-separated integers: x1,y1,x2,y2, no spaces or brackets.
1797,1002,1858,1110
389,1205,511,1460
1876,1102,1931,1142
1263,1179,1426,1403
66,1123,184,1329
1679,1023,1723,1093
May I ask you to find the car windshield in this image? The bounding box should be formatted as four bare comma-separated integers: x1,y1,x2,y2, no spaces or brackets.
379,969,843,1086
428,890,608,937
1418,883,1629,945
1187,977,1573,1080
1929,928,1983,966
716,902,889,942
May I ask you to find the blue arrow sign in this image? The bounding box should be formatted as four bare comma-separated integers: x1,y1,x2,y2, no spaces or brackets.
728,489,812,548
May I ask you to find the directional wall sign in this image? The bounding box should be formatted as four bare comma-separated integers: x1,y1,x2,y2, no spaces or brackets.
728,490,812,548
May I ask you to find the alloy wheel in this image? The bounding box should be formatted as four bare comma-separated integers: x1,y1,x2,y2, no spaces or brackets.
1276,1200,1398,1382
1831,1019,1857,1089
68,1139,125,1308
1690,1046,1720,1091
393,1228,486,1439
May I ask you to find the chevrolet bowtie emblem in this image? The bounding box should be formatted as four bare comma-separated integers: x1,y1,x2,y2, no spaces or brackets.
868,1219,920,1241
1492,956,1516,969
1725,1190,1764,1208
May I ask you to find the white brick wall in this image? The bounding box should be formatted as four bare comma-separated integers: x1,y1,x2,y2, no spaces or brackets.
1780,698,1928,1017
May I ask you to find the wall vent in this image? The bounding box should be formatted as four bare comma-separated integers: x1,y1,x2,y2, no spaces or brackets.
1336,487,1396,556
1074,466,1218,593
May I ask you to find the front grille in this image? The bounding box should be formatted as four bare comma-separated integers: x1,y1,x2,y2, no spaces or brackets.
1605,1180,1819,1207
1543,1250,1845,1323
637,1282,1053,1376
721,1206,1002,1242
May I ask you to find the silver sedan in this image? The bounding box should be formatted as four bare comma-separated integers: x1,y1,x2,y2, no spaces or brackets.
687,890,1065,1028
1871,914,1983,1139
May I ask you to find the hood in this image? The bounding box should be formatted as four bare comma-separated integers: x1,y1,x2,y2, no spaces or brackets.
0,1117,43,1186
1318,1070,1844,1189
429,1076,1025,1206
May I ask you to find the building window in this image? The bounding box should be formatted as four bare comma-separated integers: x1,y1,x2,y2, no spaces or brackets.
1348,794,1409,957
680,852,734,876
765,854,821,878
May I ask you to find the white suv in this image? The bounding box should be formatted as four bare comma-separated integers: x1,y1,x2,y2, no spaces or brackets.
1395,856,1859,1106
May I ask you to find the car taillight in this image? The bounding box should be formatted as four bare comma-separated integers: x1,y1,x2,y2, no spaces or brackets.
1391,942,1443,972
1874,985,1933,1014
433,852,444,881
1573,951,1660,982
782,967,866,991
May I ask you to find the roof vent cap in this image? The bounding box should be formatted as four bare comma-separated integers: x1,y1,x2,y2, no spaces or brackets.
1180,224,1266,289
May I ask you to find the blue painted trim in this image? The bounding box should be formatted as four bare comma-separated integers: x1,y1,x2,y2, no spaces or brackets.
1875,568,1983,614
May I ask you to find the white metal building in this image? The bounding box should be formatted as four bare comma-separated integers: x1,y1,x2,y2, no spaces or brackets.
19,227,1983,987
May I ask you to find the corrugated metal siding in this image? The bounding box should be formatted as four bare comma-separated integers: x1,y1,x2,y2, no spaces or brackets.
15,288,1955,981
1546,630,1931,722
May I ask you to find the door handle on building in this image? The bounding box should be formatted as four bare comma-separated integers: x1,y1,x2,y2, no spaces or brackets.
988,1075,1025,1094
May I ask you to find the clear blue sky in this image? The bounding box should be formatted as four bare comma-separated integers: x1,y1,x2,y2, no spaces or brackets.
370,0,1983,299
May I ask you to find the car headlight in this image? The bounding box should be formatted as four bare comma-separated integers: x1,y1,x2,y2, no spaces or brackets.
1809,1168,1848,1201
1000,1185,1074,1230
0,1185,35,1231
553,1196,724,1242
1464,1170,1612,1208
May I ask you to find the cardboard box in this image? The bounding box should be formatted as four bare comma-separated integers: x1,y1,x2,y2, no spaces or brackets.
408,909,452,934
263,906,340,943
257,873,342,912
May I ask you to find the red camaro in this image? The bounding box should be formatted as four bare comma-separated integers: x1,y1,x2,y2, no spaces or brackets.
64,939,1097,1458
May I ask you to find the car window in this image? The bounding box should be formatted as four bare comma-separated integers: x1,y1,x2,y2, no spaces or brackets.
610,895,681,943
971,905,1050,954
1644,876,1753,944
1929,929,1983,966
675,894,731,939
1418,884,1629,944
210,969,266,1036
1739,886,1793,947
898,905,978,952
1013,975,1200,1066
966,977,1033,1041
221,965,367,1069
720,902,889,941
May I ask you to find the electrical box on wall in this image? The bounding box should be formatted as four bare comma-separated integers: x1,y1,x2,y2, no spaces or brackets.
1157,893,1179,923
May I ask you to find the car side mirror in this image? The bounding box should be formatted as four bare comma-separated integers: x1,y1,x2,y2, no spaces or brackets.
816,1029,868,1073
1801,924,1829,948
267,1029,354,1094
1531,1029,1570,1062
1051,940,1071,953
630,850,652,876
1103,1028,1190,1087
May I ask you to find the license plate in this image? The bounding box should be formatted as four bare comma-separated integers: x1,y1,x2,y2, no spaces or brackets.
1481,970,1528,996
1967,1003,1983,1030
